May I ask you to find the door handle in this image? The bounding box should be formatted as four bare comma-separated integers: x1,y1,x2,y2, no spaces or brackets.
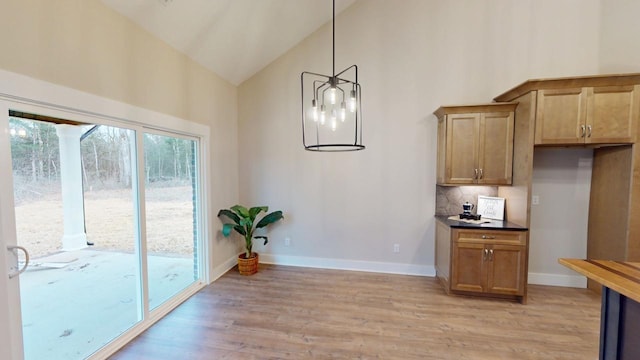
474,168,478,179
483,248,489,261
580,125,586,138
479,168,483,179
587,125,592,138
489,249,494,261
7,245,30,279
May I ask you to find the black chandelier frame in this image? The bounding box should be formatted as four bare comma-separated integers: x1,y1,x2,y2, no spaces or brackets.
300,0,365,152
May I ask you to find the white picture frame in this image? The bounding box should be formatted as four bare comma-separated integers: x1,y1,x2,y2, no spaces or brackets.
477,195,505,220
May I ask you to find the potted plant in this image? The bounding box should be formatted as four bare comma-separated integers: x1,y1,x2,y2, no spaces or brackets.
217,205,284,275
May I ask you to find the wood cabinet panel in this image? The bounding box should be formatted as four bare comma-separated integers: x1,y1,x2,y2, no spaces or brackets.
436,116,447,184
587,86,637,144
435,103,516,185
587,146,633,291
486,244,526,295
447,114,478,184
535,85,638,145
435,224,528,303
456,228,525,244
451,242,486,293
498,91,536,229
535,88,585,145
478,112,514,184
435,220,451,289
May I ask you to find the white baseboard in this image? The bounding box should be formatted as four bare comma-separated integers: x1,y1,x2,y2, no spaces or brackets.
528,272,587,288
211,255,585,287
209,254,238,283
259,253,435,277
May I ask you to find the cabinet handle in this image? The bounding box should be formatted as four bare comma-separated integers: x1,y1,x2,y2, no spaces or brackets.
483,248,489,261
489,249,494,261
580,125,586,138
479,168,483,179
474,168,478,179
481,235,495,239
587,125,592,138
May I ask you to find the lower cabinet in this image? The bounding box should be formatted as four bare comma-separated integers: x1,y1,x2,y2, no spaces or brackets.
435,222,528,303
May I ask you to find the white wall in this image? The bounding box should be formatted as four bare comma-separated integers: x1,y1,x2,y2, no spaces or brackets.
529,149,593,287
0,1,241,355
527,0,640,287
0,0,241,275
238,0,602,274
599,0,640,73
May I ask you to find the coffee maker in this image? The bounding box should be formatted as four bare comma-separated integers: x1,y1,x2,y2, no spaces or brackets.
460,201,481,220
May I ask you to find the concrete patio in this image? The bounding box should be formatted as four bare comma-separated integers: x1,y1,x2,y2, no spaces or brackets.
19,249,196,360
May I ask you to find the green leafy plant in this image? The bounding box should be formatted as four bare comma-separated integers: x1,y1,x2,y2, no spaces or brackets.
217,205,284,259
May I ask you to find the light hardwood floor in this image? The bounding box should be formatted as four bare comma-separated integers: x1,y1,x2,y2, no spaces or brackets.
110,264,600,359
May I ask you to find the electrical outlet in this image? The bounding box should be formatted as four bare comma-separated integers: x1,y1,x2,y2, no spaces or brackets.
532,195,540,205
393,244,400,253
284,237,291,247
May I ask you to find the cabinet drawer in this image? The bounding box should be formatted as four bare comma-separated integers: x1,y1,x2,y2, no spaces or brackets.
454,229,526,245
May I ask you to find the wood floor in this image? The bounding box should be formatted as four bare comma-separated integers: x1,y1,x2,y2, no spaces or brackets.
110,264,601,360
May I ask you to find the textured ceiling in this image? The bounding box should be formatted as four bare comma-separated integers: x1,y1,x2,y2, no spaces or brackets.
101,0,357,85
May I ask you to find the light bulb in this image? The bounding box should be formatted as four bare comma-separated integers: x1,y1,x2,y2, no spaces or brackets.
320,105,326,125
10,128,16,136
340,102,346,121
330,109,337,130
311,99,318,122
349,90,357,112
329,87,337,105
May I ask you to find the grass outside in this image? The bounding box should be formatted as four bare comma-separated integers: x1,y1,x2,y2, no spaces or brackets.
14,185,195,259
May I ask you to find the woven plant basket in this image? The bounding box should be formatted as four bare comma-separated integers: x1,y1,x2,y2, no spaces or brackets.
237,252,259,275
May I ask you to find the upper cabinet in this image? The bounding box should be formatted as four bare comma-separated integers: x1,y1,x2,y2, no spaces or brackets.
494,74,640,146
535,86,638,145
434,103,517,185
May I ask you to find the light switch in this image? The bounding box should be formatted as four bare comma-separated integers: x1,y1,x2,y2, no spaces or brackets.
532,195,540,205
578,158,592,168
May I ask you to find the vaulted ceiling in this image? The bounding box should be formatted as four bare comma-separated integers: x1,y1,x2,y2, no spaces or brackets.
101,0,357,85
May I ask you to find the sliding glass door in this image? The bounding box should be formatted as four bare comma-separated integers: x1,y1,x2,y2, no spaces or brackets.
11,119,142,359
2,103,205,359
143,133,200,310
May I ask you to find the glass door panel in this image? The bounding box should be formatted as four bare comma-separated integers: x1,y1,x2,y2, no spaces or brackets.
10,118,142,359
143,133,199,310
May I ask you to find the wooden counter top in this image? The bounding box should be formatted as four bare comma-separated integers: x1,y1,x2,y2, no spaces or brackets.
559,258,640,303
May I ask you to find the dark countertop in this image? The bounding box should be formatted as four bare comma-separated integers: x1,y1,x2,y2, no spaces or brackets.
435,215,528,231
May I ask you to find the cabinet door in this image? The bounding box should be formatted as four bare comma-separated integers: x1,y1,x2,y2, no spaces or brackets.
445,114,479,184
485,244,525,295
586,85,637,144
451,241,486,293
535,88,587,145
477,112,513,185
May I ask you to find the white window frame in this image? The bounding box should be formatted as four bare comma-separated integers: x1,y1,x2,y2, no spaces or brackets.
0,69,212,360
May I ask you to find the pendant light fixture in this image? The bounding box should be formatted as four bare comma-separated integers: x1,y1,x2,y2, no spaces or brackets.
301,0,364,152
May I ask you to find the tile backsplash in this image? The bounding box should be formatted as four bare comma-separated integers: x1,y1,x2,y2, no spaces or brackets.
435,185,498,216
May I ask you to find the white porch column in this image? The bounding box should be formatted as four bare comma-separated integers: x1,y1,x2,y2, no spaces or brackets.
55,125,87,251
